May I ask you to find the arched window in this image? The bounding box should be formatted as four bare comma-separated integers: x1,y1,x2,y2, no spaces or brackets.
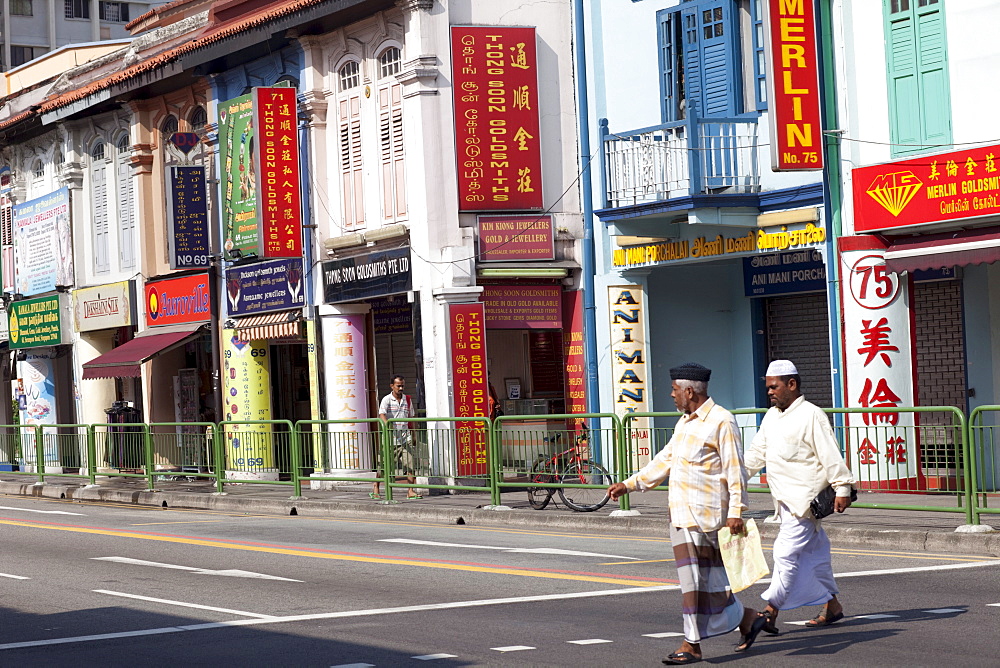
32,159,44,179
91,141,106,161
339,61,360,91
189,106,207,130
115,133,135,270
91,140,110,273
116,134,130,153
378,47,401,78
161,114,178,135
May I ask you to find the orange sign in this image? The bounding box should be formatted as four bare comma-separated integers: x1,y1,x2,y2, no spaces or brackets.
852,144,1000,233
764,0,824,171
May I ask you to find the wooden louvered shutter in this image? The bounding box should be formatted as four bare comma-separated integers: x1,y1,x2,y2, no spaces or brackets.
379,83,406,221
339,94,364,229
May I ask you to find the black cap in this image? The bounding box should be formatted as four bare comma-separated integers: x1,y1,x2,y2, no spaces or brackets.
669,362,711,382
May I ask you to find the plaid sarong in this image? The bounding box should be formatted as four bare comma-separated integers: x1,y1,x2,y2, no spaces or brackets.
671,524,745,643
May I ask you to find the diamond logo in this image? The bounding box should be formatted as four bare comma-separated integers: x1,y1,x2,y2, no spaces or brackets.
866,171,923,217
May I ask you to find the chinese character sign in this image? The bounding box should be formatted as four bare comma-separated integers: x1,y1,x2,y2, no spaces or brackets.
562,290,587,418
853,143,1000,232
451,26,544,211
320,314,369,471
839,236,919,488
449,302,489,477
252,87,302,258
608,286,651,469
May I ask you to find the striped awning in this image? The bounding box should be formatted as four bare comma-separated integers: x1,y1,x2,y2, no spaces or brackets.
231,311,303,341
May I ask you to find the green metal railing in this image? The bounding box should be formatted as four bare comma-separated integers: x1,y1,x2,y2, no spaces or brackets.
0,406,994,526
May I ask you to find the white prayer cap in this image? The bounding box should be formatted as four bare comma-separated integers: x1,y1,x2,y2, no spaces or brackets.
765,359,799,376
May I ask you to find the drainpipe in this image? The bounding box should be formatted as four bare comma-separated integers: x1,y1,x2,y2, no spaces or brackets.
817,0,845,408
573,0,601,418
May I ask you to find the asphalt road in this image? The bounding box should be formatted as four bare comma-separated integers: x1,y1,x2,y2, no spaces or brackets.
2,493,999,667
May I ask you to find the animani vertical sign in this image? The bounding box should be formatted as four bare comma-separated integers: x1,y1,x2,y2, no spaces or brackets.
608,286,651,470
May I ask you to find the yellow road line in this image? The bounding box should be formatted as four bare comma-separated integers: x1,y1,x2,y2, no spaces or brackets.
0,519,664,588
131,521,228,526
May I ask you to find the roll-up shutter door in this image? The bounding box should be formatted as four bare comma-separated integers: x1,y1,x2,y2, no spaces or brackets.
374,332,417,405
765,293,833,407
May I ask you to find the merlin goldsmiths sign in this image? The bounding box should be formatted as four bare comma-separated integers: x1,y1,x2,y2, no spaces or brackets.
853,144,1000,233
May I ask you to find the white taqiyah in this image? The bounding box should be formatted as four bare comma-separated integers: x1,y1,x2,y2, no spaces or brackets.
766,360,799,376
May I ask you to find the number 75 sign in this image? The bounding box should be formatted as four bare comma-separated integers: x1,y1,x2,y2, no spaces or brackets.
838,236,919,488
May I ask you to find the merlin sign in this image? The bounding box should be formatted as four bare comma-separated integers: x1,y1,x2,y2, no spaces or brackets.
853,143,1000,233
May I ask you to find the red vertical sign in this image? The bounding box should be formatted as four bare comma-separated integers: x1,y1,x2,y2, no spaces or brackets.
562,290,587,419
451,26,544,211
449,302,489,476
763,0,824,171
253,87,302,257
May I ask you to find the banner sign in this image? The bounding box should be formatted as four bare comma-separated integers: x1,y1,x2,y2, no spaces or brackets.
321,314,369,470
478,215,554,261
223,330,275,475
322,246,411,304
225,258,304,317
608,286,651,469
743,248,826,297
2,191,14,292
481,284,561,328
8,295,65,349
613,222,826,269
448,302,489,477
853,143,1000,233
838,236,919,489
12,187,73,296
145,272,211,327
451,26,544,211
252,87,302,258
763,0,823,171
167,166,211,270
562,290,587,417
218,92,258,256
372,297,412,335
73,281,133,332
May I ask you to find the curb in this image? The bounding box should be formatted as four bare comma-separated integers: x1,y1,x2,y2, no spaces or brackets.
4,480,999,557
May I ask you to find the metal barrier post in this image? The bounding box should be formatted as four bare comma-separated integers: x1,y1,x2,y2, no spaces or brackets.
33,425,45,484
489,418,501,507
143,425,156,491
960,409,975,525
618,415,630,511
213,424,226,494
290,425,303,498
87,426,97,486
381,419,394,502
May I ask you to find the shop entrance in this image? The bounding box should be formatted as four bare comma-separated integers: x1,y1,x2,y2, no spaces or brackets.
764,292,833,407
270,342,311,424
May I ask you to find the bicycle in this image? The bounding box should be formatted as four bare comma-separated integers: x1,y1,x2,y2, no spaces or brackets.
527,431,613,512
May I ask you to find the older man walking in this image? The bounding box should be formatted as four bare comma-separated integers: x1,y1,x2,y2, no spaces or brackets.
744,360,857,632
608,363,768,665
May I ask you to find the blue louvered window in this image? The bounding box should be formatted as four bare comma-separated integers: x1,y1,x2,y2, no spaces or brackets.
658,0,758,122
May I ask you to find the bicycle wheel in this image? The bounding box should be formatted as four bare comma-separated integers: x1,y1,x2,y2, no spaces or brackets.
528,459,556,510
558,461,613,512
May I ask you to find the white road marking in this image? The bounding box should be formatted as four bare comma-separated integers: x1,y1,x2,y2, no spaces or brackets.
330,664,375,667
853,614,900,619
378,538,637,560
0,585,680,650
643,632,684,638
91,557,302,582
834,560,1000,578
0,505,84,516
988,603,1000,608
924,608,964,614
492,645,535,652
568,638,612,645
93,590,278,619
412,654,458,661
0,573,29,580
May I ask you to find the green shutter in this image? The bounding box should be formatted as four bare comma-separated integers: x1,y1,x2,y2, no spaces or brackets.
884,1,951,156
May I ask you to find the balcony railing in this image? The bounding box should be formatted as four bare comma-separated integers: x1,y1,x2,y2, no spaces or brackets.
601,112,760,209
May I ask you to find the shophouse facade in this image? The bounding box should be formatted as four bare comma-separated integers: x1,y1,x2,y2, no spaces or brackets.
585,0,836,469
834,0,1000,491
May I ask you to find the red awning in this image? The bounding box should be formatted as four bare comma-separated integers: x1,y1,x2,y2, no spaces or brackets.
81,323,205,380
884,227,1000,274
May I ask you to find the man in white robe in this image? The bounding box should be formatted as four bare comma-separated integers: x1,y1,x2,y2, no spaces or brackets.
744,360,857,630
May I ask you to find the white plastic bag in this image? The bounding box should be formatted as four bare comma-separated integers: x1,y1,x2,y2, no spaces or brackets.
718,518,769,593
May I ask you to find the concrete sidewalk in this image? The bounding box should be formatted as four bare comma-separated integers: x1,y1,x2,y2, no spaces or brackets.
2,472,998,557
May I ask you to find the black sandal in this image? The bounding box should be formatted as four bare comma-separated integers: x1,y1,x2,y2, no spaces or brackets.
735,614,768,653
760,609,780,635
